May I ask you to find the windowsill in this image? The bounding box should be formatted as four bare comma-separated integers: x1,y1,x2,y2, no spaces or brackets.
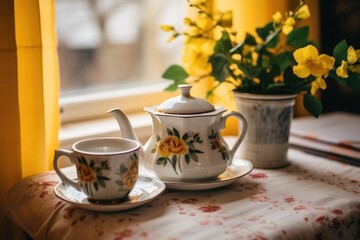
59,112,152,149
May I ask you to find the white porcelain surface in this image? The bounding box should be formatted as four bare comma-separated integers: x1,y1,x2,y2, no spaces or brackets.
54,137,141,201
54,175,165,212
163,158,253,190
157,84,215,114
109,93,248,181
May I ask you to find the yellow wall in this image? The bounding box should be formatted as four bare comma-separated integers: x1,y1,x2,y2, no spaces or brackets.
0,0,60,238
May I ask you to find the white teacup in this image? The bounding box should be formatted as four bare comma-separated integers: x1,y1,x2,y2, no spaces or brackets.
54,137,141,204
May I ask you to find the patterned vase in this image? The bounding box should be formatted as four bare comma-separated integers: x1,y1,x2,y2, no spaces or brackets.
233,92,296,168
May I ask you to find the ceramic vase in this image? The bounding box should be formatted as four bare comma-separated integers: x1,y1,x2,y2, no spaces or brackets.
233,92,296,168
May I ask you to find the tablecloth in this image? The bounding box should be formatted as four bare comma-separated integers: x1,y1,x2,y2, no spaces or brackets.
5,149,360,240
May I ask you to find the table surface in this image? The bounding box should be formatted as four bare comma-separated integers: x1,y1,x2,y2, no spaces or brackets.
5,149,360,240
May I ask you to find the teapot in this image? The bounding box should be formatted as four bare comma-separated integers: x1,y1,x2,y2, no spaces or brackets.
108,84,247,181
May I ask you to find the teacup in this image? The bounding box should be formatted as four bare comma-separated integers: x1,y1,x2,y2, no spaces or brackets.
54,137,141,204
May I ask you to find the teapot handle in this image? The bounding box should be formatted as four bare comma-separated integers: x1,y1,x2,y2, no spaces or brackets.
220,111,247,166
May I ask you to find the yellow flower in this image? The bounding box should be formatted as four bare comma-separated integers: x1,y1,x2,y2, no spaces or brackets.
160,25,174,32
318,54,335,77
77,163,97,183
219,11,233,28
272,11,282,23
232,53,241,61
336,60,349,78
311,77,327,95
196,17,213,31
295,4,310,20
184,18,192,26
347,46,360,64
166,34,177,43
182,38,214,76
274,75,283,83
282,17,295,35
253,78,260,84
157,136,187,157
293,45,335,78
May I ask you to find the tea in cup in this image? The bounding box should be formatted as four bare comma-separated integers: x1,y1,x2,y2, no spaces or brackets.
54,137,140,204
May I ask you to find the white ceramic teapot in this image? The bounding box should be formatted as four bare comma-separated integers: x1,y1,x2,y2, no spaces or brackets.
108,84,247,181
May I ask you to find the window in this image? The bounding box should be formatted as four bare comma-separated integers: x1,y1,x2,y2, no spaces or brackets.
57,0,184,147
56,0,184,123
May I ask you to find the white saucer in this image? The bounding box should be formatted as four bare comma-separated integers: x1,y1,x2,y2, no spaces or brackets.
54,175,166,212
164,159,253,190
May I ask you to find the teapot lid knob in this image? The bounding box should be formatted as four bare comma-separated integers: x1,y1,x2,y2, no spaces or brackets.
157,84,215,114
179,84,191,98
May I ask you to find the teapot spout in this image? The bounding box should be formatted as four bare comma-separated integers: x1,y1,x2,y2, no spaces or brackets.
107,108,139,142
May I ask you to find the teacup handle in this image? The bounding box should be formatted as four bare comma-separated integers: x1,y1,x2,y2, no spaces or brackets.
54,149,81,191
220,111,247,166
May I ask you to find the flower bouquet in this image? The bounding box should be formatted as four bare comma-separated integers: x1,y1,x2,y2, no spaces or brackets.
160,0,360,118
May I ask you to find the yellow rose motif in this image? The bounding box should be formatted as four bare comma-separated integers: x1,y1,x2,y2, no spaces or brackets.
77,163,97,183
157,136,187,157
294,4,310,20
336,60,349,78
122,159,139,189
293,45,335,78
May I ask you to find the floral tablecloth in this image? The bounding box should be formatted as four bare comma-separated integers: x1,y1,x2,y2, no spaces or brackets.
5,149,360,240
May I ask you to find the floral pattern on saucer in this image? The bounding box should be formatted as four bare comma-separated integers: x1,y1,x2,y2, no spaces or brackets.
54,175,165,212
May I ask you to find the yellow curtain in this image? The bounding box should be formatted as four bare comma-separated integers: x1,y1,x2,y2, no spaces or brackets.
192,0,319,133
0,0,59,238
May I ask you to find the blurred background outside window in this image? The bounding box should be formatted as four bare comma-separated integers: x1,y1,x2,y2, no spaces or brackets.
56,0,184,96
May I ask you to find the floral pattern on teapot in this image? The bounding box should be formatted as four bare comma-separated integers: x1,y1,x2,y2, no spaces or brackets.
208,129,229,161
151,127,204,175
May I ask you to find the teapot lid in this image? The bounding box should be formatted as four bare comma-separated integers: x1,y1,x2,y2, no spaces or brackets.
157,84,215,114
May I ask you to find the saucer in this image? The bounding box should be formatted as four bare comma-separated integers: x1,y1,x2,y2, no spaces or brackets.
164,158,253,190
54,175,166,212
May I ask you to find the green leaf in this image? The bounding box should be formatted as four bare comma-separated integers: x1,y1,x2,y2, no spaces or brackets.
189,152,198,162
94,182,98,191
185,154,190,164
98,180,105,188
156,157,167,166
173,127,180,138
210,53,229,81
347,72,360,94
162,65,189,91
167,128,173,136
287,26,309,48
272,51,294,70
244,33,257,46
230,41,245,54
214,31,233,54
303,93,322,118
333,39,348,65
264,31,279,48
182,132,189,141
256,22,274,41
